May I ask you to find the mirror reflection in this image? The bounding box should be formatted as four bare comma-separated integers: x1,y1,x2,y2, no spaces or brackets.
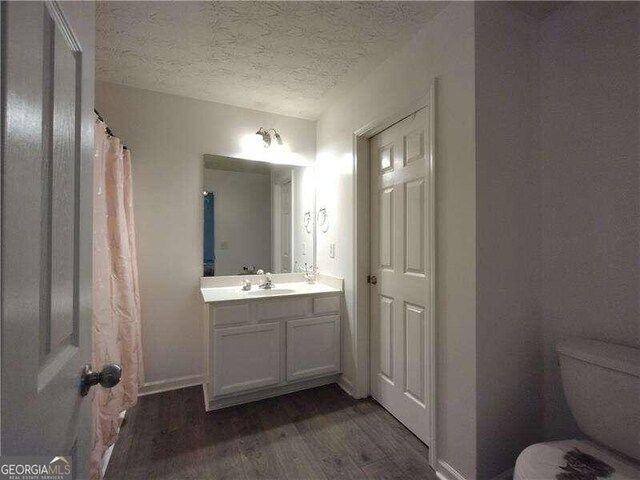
203,154,315,276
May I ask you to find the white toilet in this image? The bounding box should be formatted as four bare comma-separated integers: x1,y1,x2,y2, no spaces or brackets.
514,338,640,479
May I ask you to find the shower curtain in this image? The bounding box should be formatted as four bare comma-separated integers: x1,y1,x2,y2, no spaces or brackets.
91,117,144,479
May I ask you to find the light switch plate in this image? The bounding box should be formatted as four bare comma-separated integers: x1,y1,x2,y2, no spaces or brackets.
302,242,306,255
329,243,335,259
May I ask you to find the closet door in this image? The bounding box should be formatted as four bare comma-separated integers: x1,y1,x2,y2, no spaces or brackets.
369,108,432,446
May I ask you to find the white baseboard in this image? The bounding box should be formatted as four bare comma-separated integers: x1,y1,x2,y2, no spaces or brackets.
337,375,356,397
435,460,513,480
138,374,204,396
437,460,467,480
491,468,514,480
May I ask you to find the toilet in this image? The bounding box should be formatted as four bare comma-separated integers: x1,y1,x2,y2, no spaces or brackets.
514,338,640,479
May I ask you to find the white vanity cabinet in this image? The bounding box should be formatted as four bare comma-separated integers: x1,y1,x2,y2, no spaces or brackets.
203,291,342,410
286,315,340,382
212,322,281,397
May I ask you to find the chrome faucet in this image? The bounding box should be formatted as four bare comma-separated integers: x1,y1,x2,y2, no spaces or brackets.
259,272,273,289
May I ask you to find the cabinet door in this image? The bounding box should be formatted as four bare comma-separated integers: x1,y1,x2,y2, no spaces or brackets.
213,322,281,396
287,315,340,382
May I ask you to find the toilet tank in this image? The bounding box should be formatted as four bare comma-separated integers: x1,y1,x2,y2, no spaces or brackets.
557,338,640,461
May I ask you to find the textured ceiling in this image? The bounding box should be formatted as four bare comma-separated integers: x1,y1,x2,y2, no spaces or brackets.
96,1,446,119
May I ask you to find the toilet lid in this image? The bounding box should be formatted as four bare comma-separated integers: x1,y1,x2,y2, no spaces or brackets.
515,440,640,480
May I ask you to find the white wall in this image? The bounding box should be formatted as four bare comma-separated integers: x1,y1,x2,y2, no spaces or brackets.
316,3,477,477
95,82,316,387
475,3,543,478
203,168,271,275
538,2,640,440
474,4,640,476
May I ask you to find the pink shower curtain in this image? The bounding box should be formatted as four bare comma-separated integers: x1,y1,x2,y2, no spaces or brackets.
91,118,144,479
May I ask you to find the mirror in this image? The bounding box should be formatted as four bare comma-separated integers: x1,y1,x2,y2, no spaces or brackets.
202,154,315,276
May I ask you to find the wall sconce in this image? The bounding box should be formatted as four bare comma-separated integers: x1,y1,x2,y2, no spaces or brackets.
256,127,283,148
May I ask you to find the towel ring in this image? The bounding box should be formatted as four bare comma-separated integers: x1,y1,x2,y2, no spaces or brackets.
317,207,329,233
303,211,312,234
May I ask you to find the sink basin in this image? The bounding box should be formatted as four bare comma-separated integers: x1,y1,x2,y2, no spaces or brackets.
244,288,297,297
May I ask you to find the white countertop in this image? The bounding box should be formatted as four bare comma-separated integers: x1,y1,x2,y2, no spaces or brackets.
200,281,342,303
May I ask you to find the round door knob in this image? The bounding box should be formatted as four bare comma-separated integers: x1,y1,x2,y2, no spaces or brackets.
80,363,122,397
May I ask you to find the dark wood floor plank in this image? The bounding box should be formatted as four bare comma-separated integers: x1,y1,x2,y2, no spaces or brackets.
361,457,408,480
348,398,436,480
184,385,207,427
280,388,367,479
201,406,248,480
234,402,283,479
122,393,163,480
105,383,437,480
147,388,209,480
311,385,386,466
258,396,328,480
102,412,132,480
146,390,208,480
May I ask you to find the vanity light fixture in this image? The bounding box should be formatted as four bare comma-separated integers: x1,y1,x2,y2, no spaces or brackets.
256,127,284,148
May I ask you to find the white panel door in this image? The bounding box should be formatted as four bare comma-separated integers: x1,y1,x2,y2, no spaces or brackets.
370,108,431,445
286,315,340,381
213,322,281,396
1,2,95,477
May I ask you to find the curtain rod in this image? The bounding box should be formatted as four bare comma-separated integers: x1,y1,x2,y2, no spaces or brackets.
94,108,128,150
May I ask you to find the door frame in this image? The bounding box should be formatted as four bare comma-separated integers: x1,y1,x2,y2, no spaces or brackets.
351,79,437,467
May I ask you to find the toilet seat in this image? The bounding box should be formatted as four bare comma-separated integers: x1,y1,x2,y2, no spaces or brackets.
514,439,640,480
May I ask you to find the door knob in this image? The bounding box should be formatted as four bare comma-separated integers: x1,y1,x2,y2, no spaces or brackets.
80,363,122,397
368,275,378,285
